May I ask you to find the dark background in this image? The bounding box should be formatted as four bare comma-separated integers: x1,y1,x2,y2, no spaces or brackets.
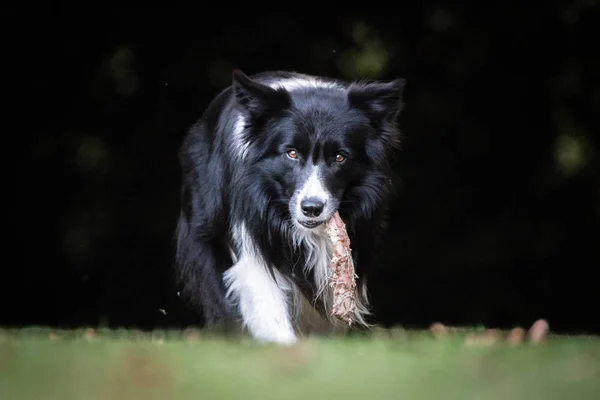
5,5,600,334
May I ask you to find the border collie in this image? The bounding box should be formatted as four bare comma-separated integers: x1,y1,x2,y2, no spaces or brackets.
175,70,405,344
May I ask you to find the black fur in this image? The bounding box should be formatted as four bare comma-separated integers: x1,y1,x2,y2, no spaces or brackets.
175,69,405,336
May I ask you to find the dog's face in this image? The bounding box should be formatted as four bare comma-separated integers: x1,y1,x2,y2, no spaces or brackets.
232,70,405,231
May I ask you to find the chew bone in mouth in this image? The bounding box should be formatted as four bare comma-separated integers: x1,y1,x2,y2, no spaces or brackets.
324,211,359,326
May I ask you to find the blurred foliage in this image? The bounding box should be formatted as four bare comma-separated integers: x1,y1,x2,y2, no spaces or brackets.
1,328,599,400
4,4,600,333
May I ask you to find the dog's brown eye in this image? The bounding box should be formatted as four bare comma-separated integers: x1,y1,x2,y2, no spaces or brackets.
335,154,346,163
287,149,298,159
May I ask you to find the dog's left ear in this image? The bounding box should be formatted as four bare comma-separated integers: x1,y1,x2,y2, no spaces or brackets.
232,69,291,117
347,78,406,125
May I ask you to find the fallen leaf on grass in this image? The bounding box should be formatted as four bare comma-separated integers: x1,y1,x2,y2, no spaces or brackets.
429,322,448,338
507,327,526,345
184,328,202,343
464,329,502,347
84,328,96,341
528,319,549,344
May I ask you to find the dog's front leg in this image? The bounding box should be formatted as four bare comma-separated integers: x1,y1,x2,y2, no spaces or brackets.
223,255,297,345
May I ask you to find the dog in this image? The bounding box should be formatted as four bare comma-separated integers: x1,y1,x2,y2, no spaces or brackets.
175,69,405,344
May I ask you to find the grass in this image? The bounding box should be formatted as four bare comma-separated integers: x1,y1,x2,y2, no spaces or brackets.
0,327,598,400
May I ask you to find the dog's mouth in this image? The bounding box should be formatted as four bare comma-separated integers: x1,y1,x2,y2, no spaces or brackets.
298,220,324,229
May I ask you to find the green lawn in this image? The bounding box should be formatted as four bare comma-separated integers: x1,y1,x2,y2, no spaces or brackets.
0,327,598,400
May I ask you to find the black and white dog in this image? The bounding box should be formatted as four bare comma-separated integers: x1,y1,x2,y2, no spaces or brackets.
175,70,405,344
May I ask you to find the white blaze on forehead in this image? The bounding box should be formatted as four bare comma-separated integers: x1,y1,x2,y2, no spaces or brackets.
296,167,330,214
267,77,343,92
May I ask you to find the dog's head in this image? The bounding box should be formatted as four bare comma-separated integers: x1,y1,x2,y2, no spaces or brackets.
232,70,405,231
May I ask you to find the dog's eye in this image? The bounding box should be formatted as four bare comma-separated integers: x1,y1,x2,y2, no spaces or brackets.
287,149,298,159
335,154,346,163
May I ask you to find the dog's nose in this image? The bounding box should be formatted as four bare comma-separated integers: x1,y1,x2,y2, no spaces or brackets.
300,197,324,217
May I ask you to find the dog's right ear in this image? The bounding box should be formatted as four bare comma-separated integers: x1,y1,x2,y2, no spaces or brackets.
232,70,291,117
